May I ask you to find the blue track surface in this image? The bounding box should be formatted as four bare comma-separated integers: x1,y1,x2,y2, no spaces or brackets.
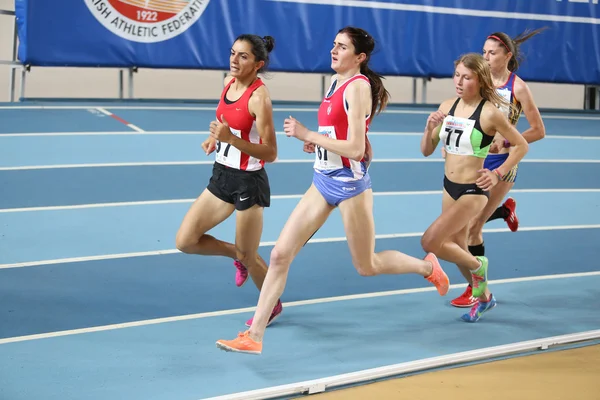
2,133,599,167
2,163,600,209
1,275,599,400
0,102,599,400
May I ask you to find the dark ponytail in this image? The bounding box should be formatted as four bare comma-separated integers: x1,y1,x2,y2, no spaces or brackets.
338,26,390,117
234,34,275,73
487,27,547,72
360,64,390,117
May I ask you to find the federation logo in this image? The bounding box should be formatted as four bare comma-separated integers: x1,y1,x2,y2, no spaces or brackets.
86,0,210,43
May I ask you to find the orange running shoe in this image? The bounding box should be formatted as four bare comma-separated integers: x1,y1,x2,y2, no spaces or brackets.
216,331,262,355
424,253,450,296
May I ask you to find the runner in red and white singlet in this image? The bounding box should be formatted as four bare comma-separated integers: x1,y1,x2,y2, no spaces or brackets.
217,26,450,355
176,34,283,328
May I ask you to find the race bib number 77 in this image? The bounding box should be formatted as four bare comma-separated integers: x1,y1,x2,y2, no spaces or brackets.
439,117,475,156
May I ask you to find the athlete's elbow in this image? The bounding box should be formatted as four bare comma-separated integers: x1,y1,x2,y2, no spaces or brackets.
265,150,277,163
263,146,277,163
517,140,529,155
350,149,365,162
537,127,546,141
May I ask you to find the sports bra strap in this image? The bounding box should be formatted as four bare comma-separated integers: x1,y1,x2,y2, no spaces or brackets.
447,98,461,116
447,98,486,119
471,99,487,120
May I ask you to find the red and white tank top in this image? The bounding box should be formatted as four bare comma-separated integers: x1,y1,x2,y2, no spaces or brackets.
314,74,371,181
214,78,265,171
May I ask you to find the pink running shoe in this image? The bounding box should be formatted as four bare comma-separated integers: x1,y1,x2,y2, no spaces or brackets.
245,299,283,327
234,260,249,287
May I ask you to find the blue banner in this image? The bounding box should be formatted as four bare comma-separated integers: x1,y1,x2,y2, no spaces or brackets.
15,0,600,84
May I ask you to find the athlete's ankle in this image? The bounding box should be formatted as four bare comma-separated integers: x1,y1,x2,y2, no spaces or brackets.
471,258,483,273
424,260,434,277
248,329,263,343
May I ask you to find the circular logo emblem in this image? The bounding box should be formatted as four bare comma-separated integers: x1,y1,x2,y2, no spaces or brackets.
86,0,210,43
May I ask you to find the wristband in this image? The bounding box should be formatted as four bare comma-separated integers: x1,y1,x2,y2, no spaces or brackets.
503,139,511,148
493,169,503,180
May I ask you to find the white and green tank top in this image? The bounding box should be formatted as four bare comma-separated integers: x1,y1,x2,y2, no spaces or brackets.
438,98,494,159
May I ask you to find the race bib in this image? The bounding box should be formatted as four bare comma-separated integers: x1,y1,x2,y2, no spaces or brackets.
215,128,242,169
438,116,476,156
313,126,344,170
